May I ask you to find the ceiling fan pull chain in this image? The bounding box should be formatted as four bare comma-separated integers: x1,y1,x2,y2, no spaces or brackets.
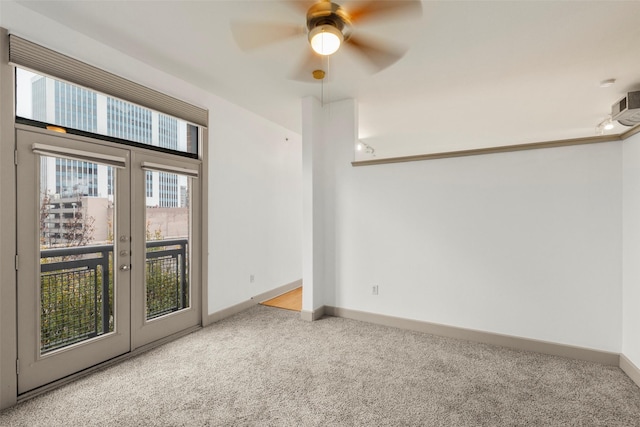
326,55,331,110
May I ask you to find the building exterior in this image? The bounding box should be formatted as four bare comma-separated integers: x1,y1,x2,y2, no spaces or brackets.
32,75,187,208
40,195,112,246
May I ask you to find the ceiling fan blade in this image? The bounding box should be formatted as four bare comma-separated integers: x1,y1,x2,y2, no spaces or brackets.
230,21,306,51
345,0,422,24
282,0,318,15
345,34,407,72
289,50,325,82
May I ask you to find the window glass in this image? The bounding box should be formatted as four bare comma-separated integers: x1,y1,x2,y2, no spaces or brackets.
16,68,199,157
145,171,191,319
39,154,116,353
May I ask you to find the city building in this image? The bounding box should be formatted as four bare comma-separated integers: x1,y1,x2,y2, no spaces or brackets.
40,195,112,246
32,76,187,209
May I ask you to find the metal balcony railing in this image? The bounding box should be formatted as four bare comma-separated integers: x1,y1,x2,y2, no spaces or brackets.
145,239,188,319
40,244,112,353
39,239,188,354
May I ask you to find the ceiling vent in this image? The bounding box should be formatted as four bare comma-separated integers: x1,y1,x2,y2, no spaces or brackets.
612,91,640,126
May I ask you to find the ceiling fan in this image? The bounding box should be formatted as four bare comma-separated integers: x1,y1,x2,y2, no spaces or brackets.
231,0,422,81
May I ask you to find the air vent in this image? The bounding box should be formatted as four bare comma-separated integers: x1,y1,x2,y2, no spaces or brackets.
612,91,640,126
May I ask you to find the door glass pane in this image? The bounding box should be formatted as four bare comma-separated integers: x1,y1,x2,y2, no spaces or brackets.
39,155,115,354
145,171,190,320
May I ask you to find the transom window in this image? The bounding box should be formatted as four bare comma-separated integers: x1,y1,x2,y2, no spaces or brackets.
15,68,200,159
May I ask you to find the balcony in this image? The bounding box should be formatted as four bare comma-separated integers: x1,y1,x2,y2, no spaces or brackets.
39,239,188,353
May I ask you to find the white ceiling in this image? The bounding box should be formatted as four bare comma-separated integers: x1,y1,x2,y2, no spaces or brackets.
13,0,640,159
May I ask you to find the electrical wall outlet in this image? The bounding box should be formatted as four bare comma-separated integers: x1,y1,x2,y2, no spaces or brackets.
372,285,379,295
250,274,255,283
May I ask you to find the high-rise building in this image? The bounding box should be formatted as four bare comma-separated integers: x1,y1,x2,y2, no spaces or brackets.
32,75,187,208
158,114,179,208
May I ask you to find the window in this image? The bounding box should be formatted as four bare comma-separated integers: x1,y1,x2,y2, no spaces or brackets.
16,68,200,158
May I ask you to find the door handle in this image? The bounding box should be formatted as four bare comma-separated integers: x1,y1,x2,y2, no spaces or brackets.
119,264,130,271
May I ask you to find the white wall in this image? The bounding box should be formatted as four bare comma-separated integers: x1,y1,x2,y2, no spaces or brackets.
209,97,302,312
0,1,303,316
312,98,623,352
623,132,640,368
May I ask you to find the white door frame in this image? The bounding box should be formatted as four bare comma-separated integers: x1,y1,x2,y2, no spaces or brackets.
130,150,202,349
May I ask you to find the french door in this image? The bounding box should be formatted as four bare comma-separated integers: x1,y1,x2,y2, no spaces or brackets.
16,127,200,394
130,150,201,347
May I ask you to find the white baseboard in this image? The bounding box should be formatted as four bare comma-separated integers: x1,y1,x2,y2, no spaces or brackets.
300,305,325,322
324,306,620,366
620,354,640,389
208,293,637,387
205,279,302,325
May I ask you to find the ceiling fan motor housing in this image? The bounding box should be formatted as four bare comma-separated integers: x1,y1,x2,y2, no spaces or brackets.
306,1,352,40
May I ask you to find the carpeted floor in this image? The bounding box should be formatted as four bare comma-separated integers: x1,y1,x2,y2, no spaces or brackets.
1,305,640,426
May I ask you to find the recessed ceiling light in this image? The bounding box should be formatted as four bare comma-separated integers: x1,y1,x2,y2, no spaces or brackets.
600,79,616,88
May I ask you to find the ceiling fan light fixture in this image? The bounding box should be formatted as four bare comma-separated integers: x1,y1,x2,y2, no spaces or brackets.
309,24,343,55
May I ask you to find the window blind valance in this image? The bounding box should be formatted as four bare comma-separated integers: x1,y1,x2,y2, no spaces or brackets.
141,161,199,178
9,34,208,128
32,143,127,168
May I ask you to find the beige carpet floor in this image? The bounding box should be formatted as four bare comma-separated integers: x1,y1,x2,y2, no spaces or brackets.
1,305,640,426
